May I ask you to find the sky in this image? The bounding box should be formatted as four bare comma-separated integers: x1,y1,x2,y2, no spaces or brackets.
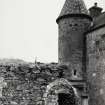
0,0,105,63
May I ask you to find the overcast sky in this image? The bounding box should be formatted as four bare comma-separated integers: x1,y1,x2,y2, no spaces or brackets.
0,0,105,63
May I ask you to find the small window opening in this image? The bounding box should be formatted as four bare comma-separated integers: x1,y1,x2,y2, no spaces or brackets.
101,34,105,40
96,40,100,46
74,69,77,76
74,23,78,26
101,34,105,38
69,24,72,27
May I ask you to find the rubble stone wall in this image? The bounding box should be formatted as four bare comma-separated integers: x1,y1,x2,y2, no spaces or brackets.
0,63,60,105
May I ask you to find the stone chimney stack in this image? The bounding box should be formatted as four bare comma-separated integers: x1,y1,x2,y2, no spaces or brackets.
89,3,103,18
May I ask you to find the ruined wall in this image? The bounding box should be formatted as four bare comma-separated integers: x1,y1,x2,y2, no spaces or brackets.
86,26,105,105
58,17,91,80
44,78,78,105
0,63,61,105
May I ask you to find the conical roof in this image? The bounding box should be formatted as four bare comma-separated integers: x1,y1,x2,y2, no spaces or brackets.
59,0,89,17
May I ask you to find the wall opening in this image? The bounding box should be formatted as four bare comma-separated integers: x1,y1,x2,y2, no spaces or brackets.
43,79,79,105
58,93,76,105
74,69,77,76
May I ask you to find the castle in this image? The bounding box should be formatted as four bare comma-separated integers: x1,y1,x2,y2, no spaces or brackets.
44,0,105,105
0,0,105,105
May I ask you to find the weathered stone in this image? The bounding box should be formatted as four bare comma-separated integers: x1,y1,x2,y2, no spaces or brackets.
87,27,105,105
0,63,60,105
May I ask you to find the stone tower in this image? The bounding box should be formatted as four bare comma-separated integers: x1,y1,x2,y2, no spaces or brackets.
56,0,92,80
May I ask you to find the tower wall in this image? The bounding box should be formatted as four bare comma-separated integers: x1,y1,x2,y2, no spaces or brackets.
86,26,105,105
58,17,91,80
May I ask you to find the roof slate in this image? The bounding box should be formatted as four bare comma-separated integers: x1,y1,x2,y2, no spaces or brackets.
59,0,89,17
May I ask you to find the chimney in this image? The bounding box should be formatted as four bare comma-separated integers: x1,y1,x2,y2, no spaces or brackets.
89,3,103,18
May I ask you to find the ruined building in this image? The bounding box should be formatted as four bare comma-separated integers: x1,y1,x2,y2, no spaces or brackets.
0,0,105,105
51,0,105,105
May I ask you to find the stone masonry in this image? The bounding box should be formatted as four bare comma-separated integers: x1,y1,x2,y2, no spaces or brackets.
0,0,105,105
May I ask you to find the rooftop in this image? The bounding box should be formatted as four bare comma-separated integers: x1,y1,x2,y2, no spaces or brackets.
93,12,105,29
59,0,89,17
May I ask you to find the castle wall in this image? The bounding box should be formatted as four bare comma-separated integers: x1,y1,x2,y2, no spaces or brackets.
0,64,60,105
58,17,90,80
86,26,105,105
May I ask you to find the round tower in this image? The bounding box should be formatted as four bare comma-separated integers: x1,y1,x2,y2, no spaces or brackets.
56,0,92,80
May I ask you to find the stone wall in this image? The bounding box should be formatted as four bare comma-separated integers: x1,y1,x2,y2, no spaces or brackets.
86,26,105,105
58,17,91,80
0,63,62,105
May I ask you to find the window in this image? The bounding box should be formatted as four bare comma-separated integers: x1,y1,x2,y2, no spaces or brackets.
101,34,105,39
69,24,72,27
74,69,77,76
95,40,100,46
74,23,78,26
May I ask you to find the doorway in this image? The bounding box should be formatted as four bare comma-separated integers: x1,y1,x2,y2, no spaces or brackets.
58,93,76,105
